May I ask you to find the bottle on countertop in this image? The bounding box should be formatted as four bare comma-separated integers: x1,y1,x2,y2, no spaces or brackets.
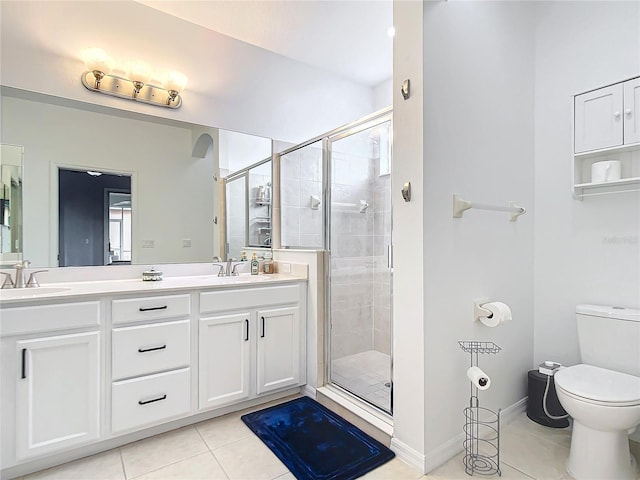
241,251,248,262
250,253,259,275
263,252,273,274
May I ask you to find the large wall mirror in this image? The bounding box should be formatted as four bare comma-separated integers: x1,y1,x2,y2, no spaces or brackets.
0,88,271,268
0,144,23,267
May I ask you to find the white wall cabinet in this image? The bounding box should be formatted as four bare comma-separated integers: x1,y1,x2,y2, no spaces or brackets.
199,312,251,409
573,76,640,198
15,331,100,460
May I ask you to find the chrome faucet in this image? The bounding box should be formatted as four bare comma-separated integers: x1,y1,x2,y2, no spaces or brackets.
212,263,225,277
13,260,31,288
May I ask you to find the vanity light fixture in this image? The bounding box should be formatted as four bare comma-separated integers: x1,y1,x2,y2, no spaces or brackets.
80,48,187,109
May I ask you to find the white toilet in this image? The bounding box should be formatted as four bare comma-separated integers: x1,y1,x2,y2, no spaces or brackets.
554,305,640,480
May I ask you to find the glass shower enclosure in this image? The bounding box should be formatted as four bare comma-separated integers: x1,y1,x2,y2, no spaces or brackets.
326,115,392,414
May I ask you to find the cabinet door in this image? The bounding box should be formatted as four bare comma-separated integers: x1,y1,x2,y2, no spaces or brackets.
15,331,100,460
198,312,251,410
575,83,623,153
256,306,300,395
624,77,640,145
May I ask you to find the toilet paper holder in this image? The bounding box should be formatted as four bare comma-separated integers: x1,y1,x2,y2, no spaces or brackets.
473,299,513,327
474,299,493,321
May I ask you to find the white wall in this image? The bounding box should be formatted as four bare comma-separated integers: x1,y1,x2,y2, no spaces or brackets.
390,0,426,468
420,1,536,468
2,96,217,267
373,78,393,111
0,1,375,144
533,1,640,368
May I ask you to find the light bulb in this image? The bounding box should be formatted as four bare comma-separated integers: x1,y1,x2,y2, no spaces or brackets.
127,61,151,84
165,71,188,94
82,48,114,73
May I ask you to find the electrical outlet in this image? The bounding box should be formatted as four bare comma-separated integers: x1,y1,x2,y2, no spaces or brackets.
280,262,291,273
182,239,192,248
141,240,155,248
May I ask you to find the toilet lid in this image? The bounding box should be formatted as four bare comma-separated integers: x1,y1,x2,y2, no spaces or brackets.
554,364,640,405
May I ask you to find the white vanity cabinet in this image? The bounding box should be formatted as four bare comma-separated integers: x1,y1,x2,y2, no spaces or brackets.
256,306,301,395
110,294,192,434
0,301,101,461
198,311,252,409
573,76,640,198
198,283,306,410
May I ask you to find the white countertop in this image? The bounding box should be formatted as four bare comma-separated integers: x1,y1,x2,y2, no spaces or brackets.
0,272,307,305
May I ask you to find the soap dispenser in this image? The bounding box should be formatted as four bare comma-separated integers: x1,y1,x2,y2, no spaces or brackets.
250,253,259,275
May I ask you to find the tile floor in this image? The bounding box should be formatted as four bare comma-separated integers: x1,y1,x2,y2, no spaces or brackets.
15,399,640,480
331,350,391,412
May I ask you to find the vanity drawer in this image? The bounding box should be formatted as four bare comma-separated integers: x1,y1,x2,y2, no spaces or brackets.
0,301,100,336
112,320,190,380
112,294,190,324
112,368,191,434
200,284,300,313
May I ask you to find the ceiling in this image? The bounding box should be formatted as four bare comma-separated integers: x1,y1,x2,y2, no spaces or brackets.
134,0,393,87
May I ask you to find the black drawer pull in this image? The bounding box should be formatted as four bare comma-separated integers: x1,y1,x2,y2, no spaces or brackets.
21,348,27,379
138,344,167,353
260,316,265,338
244,319,249,341
139,305,168,312
138,394,167,405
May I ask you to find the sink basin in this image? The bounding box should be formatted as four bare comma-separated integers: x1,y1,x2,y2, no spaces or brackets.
0,287,72,300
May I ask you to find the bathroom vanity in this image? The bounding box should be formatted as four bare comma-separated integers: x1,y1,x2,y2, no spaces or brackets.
0,272,307,478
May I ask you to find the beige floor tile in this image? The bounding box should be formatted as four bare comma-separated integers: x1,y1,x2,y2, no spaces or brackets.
120,426,209,478
505,412,572,449
426,453,534,479
212,435,288,480
195,413,253,450
360,457,423,480
23,449,124,480
500,425,572,479
129,452,228,480
274,474,296,480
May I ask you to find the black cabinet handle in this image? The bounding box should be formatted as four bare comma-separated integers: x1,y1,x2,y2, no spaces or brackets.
244,319,249,341
260,316,265,338
138,345,167,353
21,348,26,379
139,305,168,312
138,394,167,405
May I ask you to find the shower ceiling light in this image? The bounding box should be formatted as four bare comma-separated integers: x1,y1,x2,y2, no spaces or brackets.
81,48,187,109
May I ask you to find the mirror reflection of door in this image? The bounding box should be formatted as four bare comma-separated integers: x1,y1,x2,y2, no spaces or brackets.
106,191,132,265
58,168,132,266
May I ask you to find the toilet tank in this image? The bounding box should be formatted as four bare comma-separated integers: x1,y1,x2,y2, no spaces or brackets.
576,305,640,377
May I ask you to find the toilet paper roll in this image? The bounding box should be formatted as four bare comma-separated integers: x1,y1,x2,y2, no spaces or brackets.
479,302,512,328
467,366,491,391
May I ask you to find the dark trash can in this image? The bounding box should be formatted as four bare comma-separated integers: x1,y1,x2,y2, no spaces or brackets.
526,369,570,428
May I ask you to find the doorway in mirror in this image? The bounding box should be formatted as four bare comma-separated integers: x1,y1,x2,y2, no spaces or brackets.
58,168,132,267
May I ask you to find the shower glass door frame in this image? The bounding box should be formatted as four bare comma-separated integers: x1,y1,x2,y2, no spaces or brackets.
324,110,393,415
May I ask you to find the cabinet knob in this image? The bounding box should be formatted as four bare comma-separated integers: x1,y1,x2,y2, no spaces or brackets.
625,108,632,115
614,111,621,118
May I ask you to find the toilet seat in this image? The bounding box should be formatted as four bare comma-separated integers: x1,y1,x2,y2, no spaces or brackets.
555,364,640,407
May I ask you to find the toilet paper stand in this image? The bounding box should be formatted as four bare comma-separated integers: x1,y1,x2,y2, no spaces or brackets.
459,341,502,477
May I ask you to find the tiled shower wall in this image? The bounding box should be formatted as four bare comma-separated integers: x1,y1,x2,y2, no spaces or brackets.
329,133,392,361
280,142,323,248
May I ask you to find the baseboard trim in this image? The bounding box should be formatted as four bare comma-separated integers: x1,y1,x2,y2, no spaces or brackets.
423,396,528,474
302,385,317,399
390,437,426,473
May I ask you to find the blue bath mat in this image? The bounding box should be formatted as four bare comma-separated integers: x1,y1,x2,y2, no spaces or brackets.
241,396,395,480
